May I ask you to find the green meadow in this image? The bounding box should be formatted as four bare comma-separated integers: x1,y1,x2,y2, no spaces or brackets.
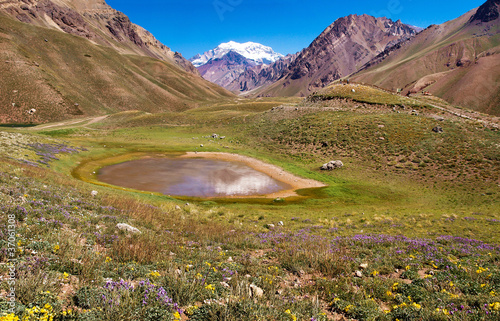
1,88,499,320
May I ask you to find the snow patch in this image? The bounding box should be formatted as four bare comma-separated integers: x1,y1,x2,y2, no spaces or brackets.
190,41,284,67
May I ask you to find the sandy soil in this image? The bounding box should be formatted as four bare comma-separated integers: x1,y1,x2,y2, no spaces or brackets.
180,152,327,198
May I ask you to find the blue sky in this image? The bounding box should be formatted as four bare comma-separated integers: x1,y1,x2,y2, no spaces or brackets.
106,0,485,59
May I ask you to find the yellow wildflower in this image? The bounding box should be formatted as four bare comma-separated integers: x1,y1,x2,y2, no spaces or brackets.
0,314,19,321
489,302,500,311
148,270,161,278
105,257,112,263
476,267,488,274
284,309,297,321
344,305,354,312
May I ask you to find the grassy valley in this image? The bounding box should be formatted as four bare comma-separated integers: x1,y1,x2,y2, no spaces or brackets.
1,84,499,320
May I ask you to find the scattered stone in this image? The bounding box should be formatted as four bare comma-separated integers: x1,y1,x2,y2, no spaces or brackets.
431,115,445,121
432,126,444,133
266,224,275,229
359,263,368,270
27,108,36,115
220,282,230,288
91,190,98,197
212,133,219,139
220,136,226,139
44,39,48,42
355,270,363,278
175,269,182,276
351,89,356,93
116,223,141,234
378,124,385,128
200,144,204,147
185,203,190,206
227,256,233,262
249,284,264,298
169,252,176,256
278,221,284,226
379,137,385,140
245,274,251,278
34,62,39,67
321,160,344,171
411,110,419,116
175,205,181,210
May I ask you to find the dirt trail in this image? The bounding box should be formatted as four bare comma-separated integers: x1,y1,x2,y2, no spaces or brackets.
30,115,109,130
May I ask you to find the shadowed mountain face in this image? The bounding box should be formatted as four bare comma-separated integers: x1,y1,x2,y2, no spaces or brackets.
352,0,500,115
0,0,198,75
0,1,233,124
470,0,500,23
197,51,258,88
230,15,417,97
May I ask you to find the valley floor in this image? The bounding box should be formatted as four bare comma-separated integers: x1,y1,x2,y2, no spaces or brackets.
1,93,499,320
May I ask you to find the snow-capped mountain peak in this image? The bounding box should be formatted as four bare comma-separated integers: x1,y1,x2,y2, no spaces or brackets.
190,41,284,67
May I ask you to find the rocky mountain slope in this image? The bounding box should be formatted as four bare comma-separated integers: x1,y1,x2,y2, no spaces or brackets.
196,51,258,88
351,0,500,115
231,15,418,97
0,0,198,74
191,41,284,88
0,2,233,124
225,53,298,93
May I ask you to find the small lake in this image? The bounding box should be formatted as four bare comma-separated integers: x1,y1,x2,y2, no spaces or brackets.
98,157,292,198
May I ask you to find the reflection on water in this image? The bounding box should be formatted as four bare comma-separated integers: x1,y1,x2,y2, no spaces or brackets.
98,158,291,197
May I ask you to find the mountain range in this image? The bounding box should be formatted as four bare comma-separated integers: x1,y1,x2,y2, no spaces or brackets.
230,15,419,97
0,0,498,122
190,41,284,88
195,1,499,115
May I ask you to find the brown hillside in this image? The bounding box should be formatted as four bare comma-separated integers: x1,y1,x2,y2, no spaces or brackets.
351,4,500,115
241,15,417,98
0,14,233,124
0,0,199,75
